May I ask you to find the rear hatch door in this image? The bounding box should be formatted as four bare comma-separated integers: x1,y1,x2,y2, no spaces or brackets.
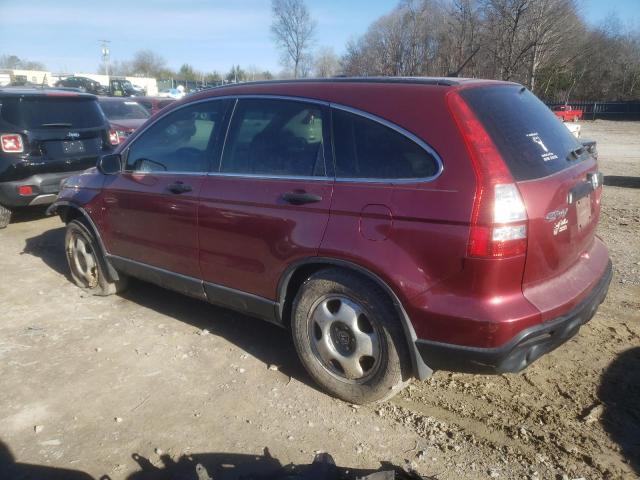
1,94,110,173
461,85,605,317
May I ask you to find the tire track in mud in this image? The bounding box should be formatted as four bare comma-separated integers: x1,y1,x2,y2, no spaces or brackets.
386,379,628,479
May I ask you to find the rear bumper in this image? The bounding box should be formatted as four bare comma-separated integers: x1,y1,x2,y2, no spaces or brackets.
0,171,81,208
416,260,612,373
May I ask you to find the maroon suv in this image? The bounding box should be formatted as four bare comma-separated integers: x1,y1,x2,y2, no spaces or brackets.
49,78,611,404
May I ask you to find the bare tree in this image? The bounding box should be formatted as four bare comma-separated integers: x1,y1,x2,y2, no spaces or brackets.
314,47,340,77
270,0,316,78
0,54,46,70
129,50,167,78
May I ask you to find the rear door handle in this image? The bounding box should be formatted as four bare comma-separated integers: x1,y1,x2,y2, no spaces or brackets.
282,191,322,205
167,182,192,194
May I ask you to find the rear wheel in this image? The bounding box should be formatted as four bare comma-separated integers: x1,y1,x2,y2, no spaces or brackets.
291,269,411,404
65,219,127,295
0,204,11,229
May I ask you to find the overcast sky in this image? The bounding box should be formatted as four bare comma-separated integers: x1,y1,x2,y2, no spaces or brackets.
1,0,638,74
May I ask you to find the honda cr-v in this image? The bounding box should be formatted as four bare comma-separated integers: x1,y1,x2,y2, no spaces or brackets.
49,78,612,403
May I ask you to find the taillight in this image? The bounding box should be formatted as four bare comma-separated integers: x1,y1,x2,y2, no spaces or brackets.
447,91,528,258
1,134,24,153
17,185,34,196
109,129,119,146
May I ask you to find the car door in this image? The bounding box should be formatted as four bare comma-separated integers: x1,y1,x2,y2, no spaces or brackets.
100,99,230,281
198,97,334,302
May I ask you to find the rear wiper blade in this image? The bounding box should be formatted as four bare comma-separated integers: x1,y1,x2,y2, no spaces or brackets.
39,123,73,128
567,146,585,161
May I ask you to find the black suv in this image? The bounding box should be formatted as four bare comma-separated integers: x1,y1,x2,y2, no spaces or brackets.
0,88,113,227
55,76,105,95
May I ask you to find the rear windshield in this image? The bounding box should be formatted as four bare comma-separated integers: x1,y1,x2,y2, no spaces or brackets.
99,100,150,120
0,96,106,129
460,85,584,181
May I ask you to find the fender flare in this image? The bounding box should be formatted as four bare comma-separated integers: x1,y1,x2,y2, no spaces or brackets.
277,257,433,380
47,200,120,282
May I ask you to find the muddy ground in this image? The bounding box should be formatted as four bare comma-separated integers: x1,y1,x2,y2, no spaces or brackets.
1,120,638,480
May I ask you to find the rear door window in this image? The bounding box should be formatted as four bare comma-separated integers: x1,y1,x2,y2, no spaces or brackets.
0,97,106,129
332,108,439,180
220,98,327,177
460,85,584,181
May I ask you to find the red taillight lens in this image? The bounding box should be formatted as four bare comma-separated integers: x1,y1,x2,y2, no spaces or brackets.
109,130,120,146
1,134,24,153
447,91,528,258
17,185,34,196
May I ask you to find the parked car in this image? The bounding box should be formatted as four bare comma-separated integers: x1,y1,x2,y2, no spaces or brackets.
105,78,145,97
158,87,185,99
552,104,583,122
97,97,150,144
55,76,105,95
0,87,113,228
132,96,176,116
49,78,611,403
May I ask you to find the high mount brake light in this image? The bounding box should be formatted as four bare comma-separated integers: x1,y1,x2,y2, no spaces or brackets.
1,134,24,153
447,91,528,258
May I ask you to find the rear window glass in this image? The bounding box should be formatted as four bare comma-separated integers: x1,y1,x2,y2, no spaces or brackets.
460,85,584,181
99,100,150,120
0,97,106,129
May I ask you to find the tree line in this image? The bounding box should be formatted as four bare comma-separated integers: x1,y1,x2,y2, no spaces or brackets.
3,0,639,101
336,0,640,101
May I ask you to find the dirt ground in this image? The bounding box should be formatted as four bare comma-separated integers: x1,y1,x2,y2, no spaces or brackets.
1,120,639,480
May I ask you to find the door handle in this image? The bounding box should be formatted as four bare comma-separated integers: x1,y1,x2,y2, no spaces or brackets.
167,182,192,194
282,191,322,205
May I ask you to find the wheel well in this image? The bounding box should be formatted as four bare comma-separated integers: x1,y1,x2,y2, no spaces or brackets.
280,263,328,329
57,205,82,224
56,204,120,283
278,260,433,381
280,262,399,330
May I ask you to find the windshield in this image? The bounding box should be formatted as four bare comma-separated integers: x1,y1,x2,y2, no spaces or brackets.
0,96,106,129
460,85,584,181
99,100,150,120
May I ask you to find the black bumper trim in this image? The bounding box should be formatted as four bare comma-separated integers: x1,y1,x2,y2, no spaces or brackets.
0,171,81,208
416,260,613,374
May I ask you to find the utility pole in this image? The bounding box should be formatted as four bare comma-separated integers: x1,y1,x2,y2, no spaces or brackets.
99,40,111,77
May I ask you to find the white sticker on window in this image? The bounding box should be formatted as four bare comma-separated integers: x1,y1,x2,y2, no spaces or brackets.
526,132,558,161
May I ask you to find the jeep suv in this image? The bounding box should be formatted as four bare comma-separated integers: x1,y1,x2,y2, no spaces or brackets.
0,88,113,227
48,78,612,404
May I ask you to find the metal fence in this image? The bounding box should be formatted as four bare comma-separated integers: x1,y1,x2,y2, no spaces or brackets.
547,101,640,120
157,78,225,92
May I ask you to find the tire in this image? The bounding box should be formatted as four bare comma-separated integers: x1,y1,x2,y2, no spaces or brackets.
65,219,127,296
291,268,412,404
0,204,11,229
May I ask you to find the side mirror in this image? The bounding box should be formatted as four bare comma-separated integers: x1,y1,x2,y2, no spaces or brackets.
97,153,122,175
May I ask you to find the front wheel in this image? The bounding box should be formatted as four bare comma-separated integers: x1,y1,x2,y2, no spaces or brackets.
291,269,411,404
65,219,127,295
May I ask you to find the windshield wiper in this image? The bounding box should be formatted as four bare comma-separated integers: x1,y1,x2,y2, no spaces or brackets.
39,123,73,128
